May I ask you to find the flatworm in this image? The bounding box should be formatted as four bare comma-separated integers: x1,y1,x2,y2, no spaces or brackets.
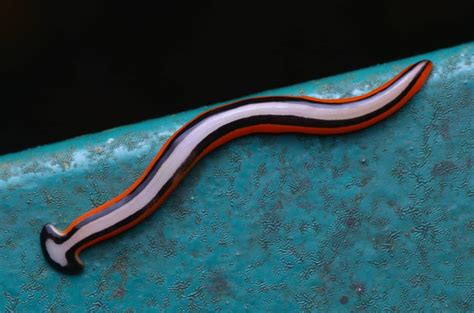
41,60,432,274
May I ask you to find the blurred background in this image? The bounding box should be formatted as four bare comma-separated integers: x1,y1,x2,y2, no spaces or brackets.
1,1,473,155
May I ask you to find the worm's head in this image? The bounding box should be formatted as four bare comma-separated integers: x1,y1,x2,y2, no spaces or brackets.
40,224,84,275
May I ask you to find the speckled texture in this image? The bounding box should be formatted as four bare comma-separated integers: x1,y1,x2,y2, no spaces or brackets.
0,43,473,312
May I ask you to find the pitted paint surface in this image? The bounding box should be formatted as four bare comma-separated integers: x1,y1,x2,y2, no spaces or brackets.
0,43,473,312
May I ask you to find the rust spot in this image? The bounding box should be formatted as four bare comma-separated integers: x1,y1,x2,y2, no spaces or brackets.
339,295,349,304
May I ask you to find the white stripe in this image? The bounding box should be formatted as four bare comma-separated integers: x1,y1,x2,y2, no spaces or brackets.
46,62,425,266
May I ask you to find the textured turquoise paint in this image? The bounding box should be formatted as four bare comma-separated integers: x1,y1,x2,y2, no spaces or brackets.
1,43,473,312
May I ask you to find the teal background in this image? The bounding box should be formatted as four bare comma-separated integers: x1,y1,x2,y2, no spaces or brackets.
0,43,473,312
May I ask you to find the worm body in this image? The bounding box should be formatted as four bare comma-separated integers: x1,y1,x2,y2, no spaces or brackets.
41,61,432,274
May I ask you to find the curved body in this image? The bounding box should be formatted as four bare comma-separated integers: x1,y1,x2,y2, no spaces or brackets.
41,60,432,274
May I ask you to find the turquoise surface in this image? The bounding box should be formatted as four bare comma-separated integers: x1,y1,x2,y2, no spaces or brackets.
0,43,473,312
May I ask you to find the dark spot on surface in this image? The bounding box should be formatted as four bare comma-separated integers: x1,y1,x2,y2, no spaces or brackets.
360,176,371,186
207,272,232,299
339,295,349,304
345,217,358,229
372,234,385,246
468,220,474,229
351,283,365,296
440,122,450,140
109,251,130,298
431,161,457,176
387,200,397,208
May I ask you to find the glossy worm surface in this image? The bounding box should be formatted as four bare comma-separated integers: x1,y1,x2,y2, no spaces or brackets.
41,60,432,274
